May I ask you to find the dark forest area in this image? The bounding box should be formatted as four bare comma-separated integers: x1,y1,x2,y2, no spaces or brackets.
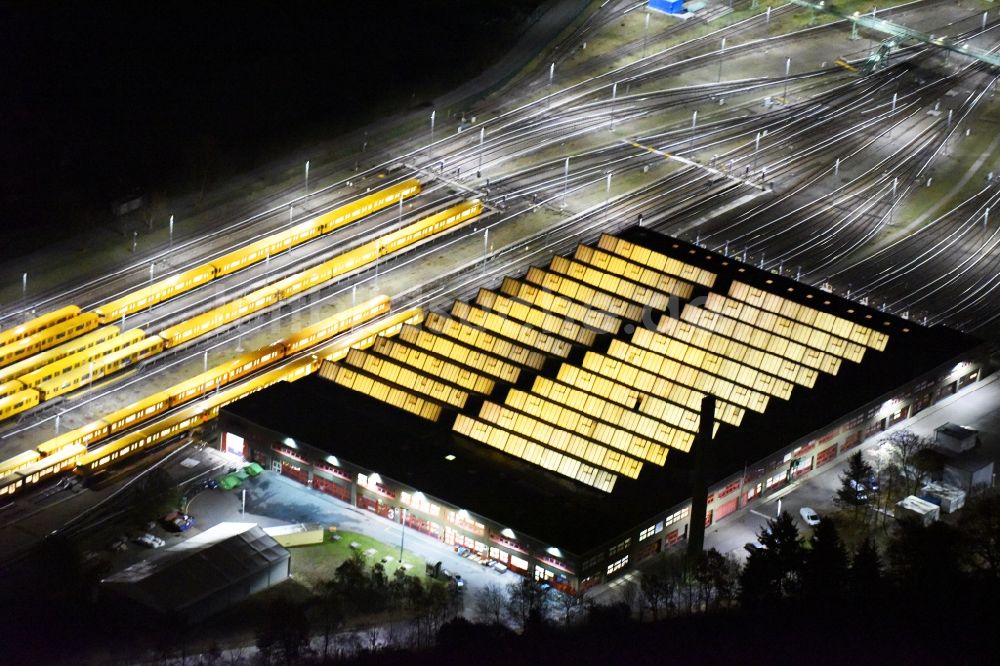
0,1,544,261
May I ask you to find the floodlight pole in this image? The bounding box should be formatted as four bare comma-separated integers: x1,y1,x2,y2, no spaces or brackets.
304,160,310,194
718,37,726,83
399,508,407,562
563,157,570,206
783,57,791,103
430,110,436,142
21,272,27,310
148,263,155,313
604,172,613,223
478,127,485,174
643,12,650,57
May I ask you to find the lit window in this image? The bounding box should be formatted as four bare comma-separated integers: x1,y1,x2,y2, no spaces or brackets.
607,556,629,575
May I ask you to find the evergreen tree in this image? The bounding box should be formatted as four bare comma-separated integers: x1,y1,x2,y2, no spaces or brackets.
802,517,848,603
849,537,883,604
739,512,804,606
836,451,875,517
958,487,1000,581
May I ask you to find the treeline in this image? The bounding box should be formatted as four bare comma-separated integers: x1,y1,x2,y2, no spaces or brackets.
261,488,1000,664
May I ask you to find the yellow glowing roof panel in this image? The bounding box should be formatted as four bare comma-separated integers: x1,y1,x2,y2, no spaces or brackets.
398,325,521,384
451,301,572,357
549,255,671,311
597,234,717,288
524,267,645,321
453,414,617,492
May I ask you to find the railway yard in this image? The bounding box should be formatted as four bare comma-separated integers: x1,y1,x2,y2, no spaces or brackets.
0,0,999,637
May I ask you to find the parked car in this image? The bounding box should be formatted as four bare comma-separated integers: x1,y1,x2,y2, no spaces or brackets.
848,479,869,500
135,533,165,548
744,542,763,554
107,536,128,552
453,574,465,590
799,507,821,526
161,511,195,532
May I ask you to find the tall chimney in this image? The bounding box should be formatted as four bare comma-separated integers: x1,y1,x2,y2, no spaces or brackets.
686,394,715,562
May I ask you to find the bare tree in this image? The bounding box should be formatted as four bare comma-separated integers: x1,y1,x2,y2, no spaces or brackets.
505,577,550,631
551,589,587,626
474,583,506,625
881,429,932,496
620,580,639,619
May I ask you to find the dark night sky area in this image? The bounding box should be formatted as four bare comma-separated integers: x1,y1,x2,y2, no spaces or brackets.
0,1,544,262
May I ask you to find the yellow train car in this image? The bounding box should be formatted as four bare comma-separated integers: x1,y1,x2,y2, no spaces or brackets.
36,420,109,457
378,200,483,257
0,444,86,495
0,314,100,369
0,450,41,479
159,284,281,349
18,443,84,484
209,220,324,277
0,390,40,421
75,409,210,474
105,390,173,437
0,305,81,348
320,307,424,363
281,296,391,355
0,380,24,399
272,262,336,302
208,179,422,278
94,264,217,323
35,336,164,401
314,178,422,235
0,325,121,385
17,329,146,389
167,343,285,405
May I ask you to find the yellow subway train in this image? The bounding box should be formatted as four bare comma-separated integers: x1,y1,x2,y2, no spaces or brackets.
0,306,82,348
93,179,421,322
0,197,480,424
0,302,424,495
0,314,100,369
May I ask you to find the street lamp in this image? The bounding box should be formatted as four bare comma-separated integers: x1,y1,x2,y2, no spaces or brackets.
610,82,618,131
169,214,174,250
718,37,726,83
483,228,489,274
399,507,407,563
304,160,310,194
430,110,436,142
604,172,613,223
643,11,650,57
562,157,570,207
783,57,791,103
148,263,155,313
478,126,485,175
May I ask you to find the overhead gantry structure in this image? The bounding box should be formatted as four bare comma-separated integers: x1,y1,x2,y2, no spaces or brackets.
790,0,1000,71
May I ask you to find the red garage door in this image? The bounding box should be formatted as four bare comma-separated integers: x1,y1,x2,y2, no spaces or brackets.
280,460,309,485
313,476,349,502
714,498,739,522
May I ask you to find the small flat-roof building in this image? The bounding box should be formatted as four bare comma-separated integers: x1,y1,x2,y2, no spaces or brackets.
897,495,941,526
101,522,290,622
219,229,987,590
935,422,978,454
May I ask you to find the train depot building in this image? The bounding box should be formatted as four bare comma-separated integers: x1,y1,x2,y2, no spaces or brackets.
218,228,992,592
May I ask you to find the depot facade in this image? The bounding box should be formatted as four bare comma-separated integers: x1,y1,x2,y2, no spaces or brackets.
217,343,992,592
